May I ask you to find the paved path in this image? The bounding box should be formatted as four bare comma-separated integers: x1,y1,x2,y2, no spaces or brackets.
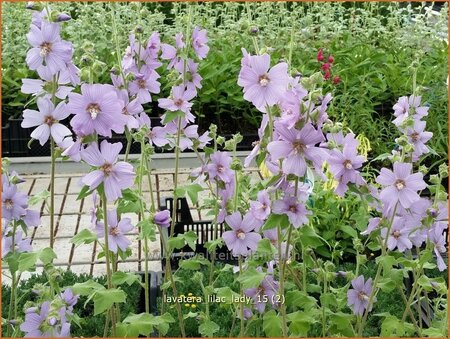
2,168,261,285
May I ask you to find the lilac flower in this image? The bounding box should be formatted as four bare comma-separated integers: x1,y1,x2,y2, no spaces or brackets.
347,275,375,316
192,27,209,59
361,217,381,236
406,120,433,160
128,71,161,104
207,151,234,183
154,210,171,228
81,141,135,201
245,273,280,313
96,209,133,253
2,184,28,221
2,230,32,257
20,301,71,337
68,84,126,137
263,229,291,260
158,85,196,122
24,209,41,228
267,122,326,177
273,195,310,228
376,162,426,209
117,89,142,130
26,21,73,75
250,190,271,220
217,181,235,223
22,98,71,145
174,59,203,91
428,227,447,271
60,288,78,312
61,135,83,162
393,95,429,126
21,67,74,100
222,212,262,257
238,53,288,110
146,32,161,59
327,140,366,196
380,217,413,252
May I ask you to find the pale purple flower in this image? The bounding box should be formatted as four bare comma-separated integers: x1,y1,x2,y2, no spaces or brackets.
267,122,326,177
245,273,280,313
361,217,381,236
428,227,447,271
160,43,179,69
381,217,413,252
376,162,426,209
222,212,262,257
20,301,71,337
96,209,133,253
238,53,288,110
393,95,429,126
154,210,171,228
26,21,73,75
2,184,28,221
68,84,126,137
272,195,310,228
128,71,161,104
117,89,142,130
207,151,234,183
56,13,71,22
2,230,32,257
174,59,203,91
24,209,41,228
158,85,196,122
192,27,209,59
61,136,83,162
81,141,135,201
406,120,433,160
347,275,375,316
22,97,71,145
60,288,78,311
21,67,74,100
146,32,161,59
328,140,366,196
250,190,271,221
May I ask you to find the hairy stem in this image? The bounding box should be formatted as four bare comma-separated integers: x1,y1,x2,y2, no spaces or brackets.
50,138,55,248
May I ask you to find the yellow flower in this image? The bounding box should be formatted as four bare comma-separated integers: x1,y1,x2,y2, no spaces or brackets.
259,161,272,179
188,293,193,296
191,304,197,309
184,303,190,308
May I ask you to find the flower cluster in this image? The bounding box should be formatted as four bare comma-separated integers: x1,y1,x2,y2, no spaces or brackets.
317,48,340,84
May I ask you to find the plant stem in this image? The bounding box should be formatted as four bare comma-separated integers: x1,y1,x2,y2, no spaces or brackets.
124,127,132,162
277,224,288,337
101,190,116,336
138,140,150,315
50,138,55,248
6,221,18,337
169,117,183,238
238,256,245,337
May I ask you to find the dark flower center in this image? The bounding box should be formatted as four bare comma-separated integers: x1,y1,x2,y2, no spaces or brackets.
137,79,146,89
259,74,270,87
101,163,113,176
358,291,368,301
236,230,246,240
122,107,129,116
392,230,401,239
288,204,297,213
217,164,225,173
4,199,13,209
292,140,305,154
343,160,353,170
87,103,101,120
410,132,420,142
395,179,406,190
39,42,52,57
174,99,184,107
44,116,55,126
109,227,120,236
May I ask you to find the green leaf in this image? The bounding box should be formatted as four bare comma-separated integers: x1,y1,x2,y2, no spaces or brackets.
71,229,97,246
18,252,38,272
237,268,265,289
39,247,57,265
185,184,203,205
163,110,184,124
119,313,158,337
111,271,141,286
287,311,318,336
179,256,210,270
180,231,197,251
215,286,240,304
93,289,127,315
28,190,50,206
198,320,220,338
137,219,156,241
285,290,318,310
339,225,358,238
77,185,92,200
155,313,175,336
71,279,105,296
168,236,185,251
261,214,289,231
329,312,355,336
263,310,283,337
376,254,397,271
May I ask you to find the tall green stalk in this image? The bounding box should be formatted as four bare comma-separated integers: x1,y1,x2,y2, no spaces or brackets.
49,139,55,248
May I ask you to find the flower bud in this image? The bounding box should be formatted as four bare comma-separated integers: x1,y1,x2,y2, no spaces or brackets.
56,13,71,22
439,164,448,178
317,49,324,62
48,317,58,326
328,55,334,63
250,27,259,35
332,75,341,85
153,210,171,228
135,26,143,34
26,2,44,11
